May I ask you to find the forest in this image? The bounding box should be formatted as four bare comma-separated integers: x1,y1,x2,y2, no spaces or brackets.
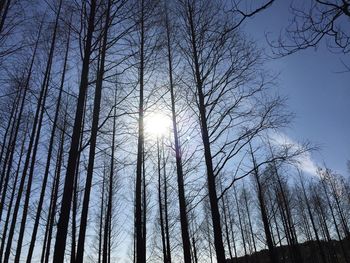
0,0,349,262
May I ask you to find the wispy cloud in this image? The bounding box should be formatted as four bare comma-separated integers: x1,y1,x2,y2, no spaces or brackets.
270,132,318,176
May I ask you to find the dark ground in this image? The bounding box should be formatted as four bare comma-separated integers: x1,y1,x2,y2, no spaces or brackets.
227,239,350,263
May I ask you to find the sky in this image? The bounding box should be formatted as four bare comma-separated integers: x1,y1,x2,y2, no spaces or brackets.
243,0,350,176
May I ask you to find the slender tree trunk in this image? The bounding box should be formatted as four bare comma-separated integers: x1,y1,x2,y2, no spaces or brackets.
71,94,88,263
157,138,167,262
135,0,146,262
142,148,147,259
0,122,28,262
76,1,111,260
163,3,190,261
108,209,112,263
270,194,285,263
13,74,50,262
42,110,67,263
161,138,172,263
273,164,303,263
99,166,106,263
192,236,198,263
327,173,350,239
250,146,278,263
276,187,295,262
0,97,19,219
314,190,339,263
205,208,214,263
0,20,42,222
234,186,248,263
14,4,62,257
299,175,327,263
53,0,97,261
103,86,117,263
243,187,258,257
0,90,20,191
0,0,11,33
0,0,6,24
186,3,226,261
219,180,233,261
25,5,68,262
321,178,349,263
227,199,238,262
4,14,56,262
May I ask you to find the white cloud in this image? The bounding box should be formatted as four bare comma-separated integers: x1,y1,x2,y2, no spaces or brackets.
298,152,318,176
270,132,318,176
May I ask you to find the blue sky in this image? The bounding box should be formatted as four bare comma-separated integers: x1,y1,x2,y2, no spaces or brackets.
244,0,350,176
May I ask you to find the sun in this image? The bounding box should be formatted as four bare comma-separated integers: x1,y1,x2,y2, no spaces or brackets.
144,112,171,138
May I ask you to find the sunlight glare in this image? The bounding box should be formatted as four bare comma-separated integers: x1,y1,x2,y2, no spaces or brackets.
144,112,171,138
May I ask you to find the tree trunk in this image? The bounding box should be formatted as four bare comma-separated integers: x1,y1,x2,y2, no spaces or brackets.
321,178,349,263
299,175,327,263
4,14,55,262
135,0,146,262
0,89,20,194
164,2,191,261
162,137,172,263
0,0,11,33
157,138,167,262
0,122,28,262
219,180,234,261
103,86,117,263
26,4,68,262
243,187,258,258
42,110,67,263
234,186,248,263
0,20,42,223
99,166,106,263
250,146,278,263
75,0,111,259
53,0,97,261
186,3,226,261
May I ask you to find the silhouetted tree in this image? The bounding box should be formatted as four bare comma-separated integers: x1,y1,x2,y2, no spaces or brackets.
53,0,97,261
271,0,350,55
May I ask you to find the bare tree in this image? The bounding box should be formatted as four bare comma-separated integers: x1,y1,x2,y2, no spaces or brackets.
162,1,192,261
270,0,350,55
53,0,97,261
